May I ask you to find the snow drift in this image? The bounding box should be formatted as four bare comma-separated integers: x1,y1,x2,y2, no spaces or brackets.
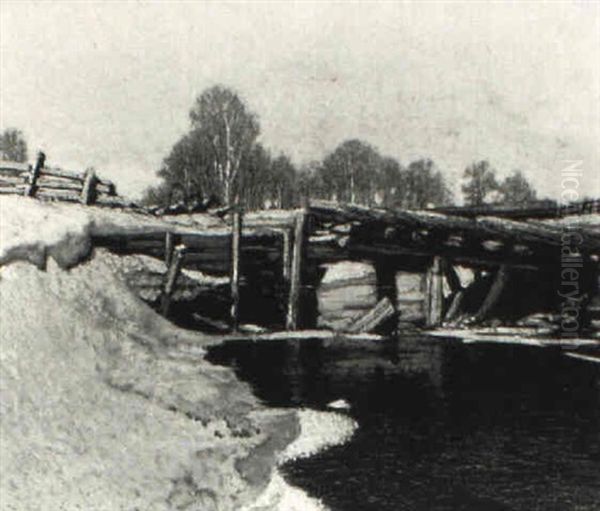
0,196,355,510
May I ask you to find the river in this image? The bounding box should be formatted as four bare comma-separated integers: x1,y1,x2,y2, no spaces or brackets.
207,336,600,511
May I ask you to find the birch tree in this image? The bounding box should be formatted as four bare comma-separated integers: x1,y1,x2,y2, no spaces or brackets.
320,139,381,205
189,86,259,206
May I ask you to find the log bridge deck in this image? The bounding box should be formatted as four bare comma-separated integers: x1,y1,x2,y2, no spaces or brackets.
92,199,600,332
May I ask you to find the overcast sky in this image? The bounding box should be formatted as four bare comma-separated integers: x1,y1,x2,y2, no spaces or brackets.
1,1,598,200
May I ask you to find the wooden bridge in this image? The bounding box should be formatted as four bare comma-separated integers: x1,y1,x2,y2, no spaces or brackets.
3,155,598,333
92,199,600,333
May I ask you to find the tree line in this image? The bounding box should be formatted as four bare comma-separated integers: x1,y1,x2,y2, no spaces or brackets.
142,85,538,211
0,85,539,210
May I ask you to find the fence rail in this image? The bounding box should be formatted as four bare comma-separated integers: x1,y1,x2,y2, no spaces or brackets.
0,153,121,206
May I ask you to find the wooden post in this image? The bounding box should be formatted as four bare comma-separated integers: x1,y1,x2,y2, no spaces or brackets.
81,168,98,205
24,151,45,197
230,208,242,331
473,264,509,323
286,208,308,330
164,231,175,267
160,245,185,317
425,256,444,327
442,259,462,293
444,290,465,324
282,228,292,281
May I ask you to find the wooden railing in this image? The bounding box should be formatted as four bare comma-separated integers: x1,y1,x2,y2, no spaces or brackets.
0,152,123,206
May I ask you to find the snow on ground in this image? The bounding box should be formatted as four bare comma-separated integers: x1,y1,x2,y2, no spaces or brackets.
0,254,289,510
540,213,600,229
243,410,357,511
0,195,225,269
320,261,374,285
0,196,357,510
280,409,357,463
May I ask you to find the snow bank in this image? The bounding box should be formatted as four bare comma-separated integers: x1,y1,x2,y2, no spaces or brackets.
0,196,358,510
0,254,304,510
280,409,357,463
0,195,225,269
0,196,300,510
243,410,357,511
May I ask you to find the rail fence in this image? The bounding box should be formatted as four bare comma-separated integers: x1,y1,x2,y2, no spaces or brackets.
0,152,130,207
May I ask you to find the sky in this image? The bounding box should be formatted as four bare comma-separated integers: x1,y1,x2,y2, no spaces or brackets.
1,1,599,201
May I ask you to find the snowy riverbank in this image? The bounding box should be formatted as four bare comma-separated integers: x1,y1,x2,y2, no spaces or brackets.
0,196,356,510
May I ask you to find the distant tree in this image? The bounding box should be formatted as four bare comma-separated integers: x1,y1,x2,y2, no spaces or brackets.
395,159,453,209
377,157,403,208
152,129,212,206
297,161,326,203
241,143,272,210
190,85,259,206
140,183,176,208
267,154,297,209
499,170,537,205
320,139,382,205
0,128,28,162
462,160,499,206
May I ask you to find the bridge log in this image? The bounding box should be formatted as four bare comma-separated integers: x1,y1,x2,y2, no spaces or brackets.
472,264,510,323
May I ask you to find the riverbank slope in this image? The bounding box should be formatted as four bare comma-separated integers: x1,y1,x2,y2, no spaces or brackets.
0,196,353,510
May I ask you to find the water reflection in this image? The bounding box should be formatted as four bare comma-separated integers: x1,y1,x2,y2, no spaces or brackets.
207,337,600,511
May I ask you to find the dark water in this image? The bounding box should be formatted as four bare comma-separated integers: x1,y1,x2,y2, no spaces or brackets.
207,337,600,511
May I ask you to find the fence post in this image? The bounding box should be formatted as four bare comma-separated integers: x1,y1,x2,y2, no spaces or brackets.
24,151,45,197
81,168,98,205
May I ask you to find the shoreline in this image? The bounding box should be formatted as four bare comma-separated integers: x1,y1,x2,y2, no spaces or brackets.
242,409,358,511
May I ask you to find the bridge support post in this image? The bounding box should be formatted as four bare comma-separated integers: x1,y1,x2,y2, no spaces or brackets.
161,245,185,317
473,264,509,323
164,231,175,267
286,208,308,330
441,259,463,325
425,256,444,327
282,227,292,282
230,208,242,331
